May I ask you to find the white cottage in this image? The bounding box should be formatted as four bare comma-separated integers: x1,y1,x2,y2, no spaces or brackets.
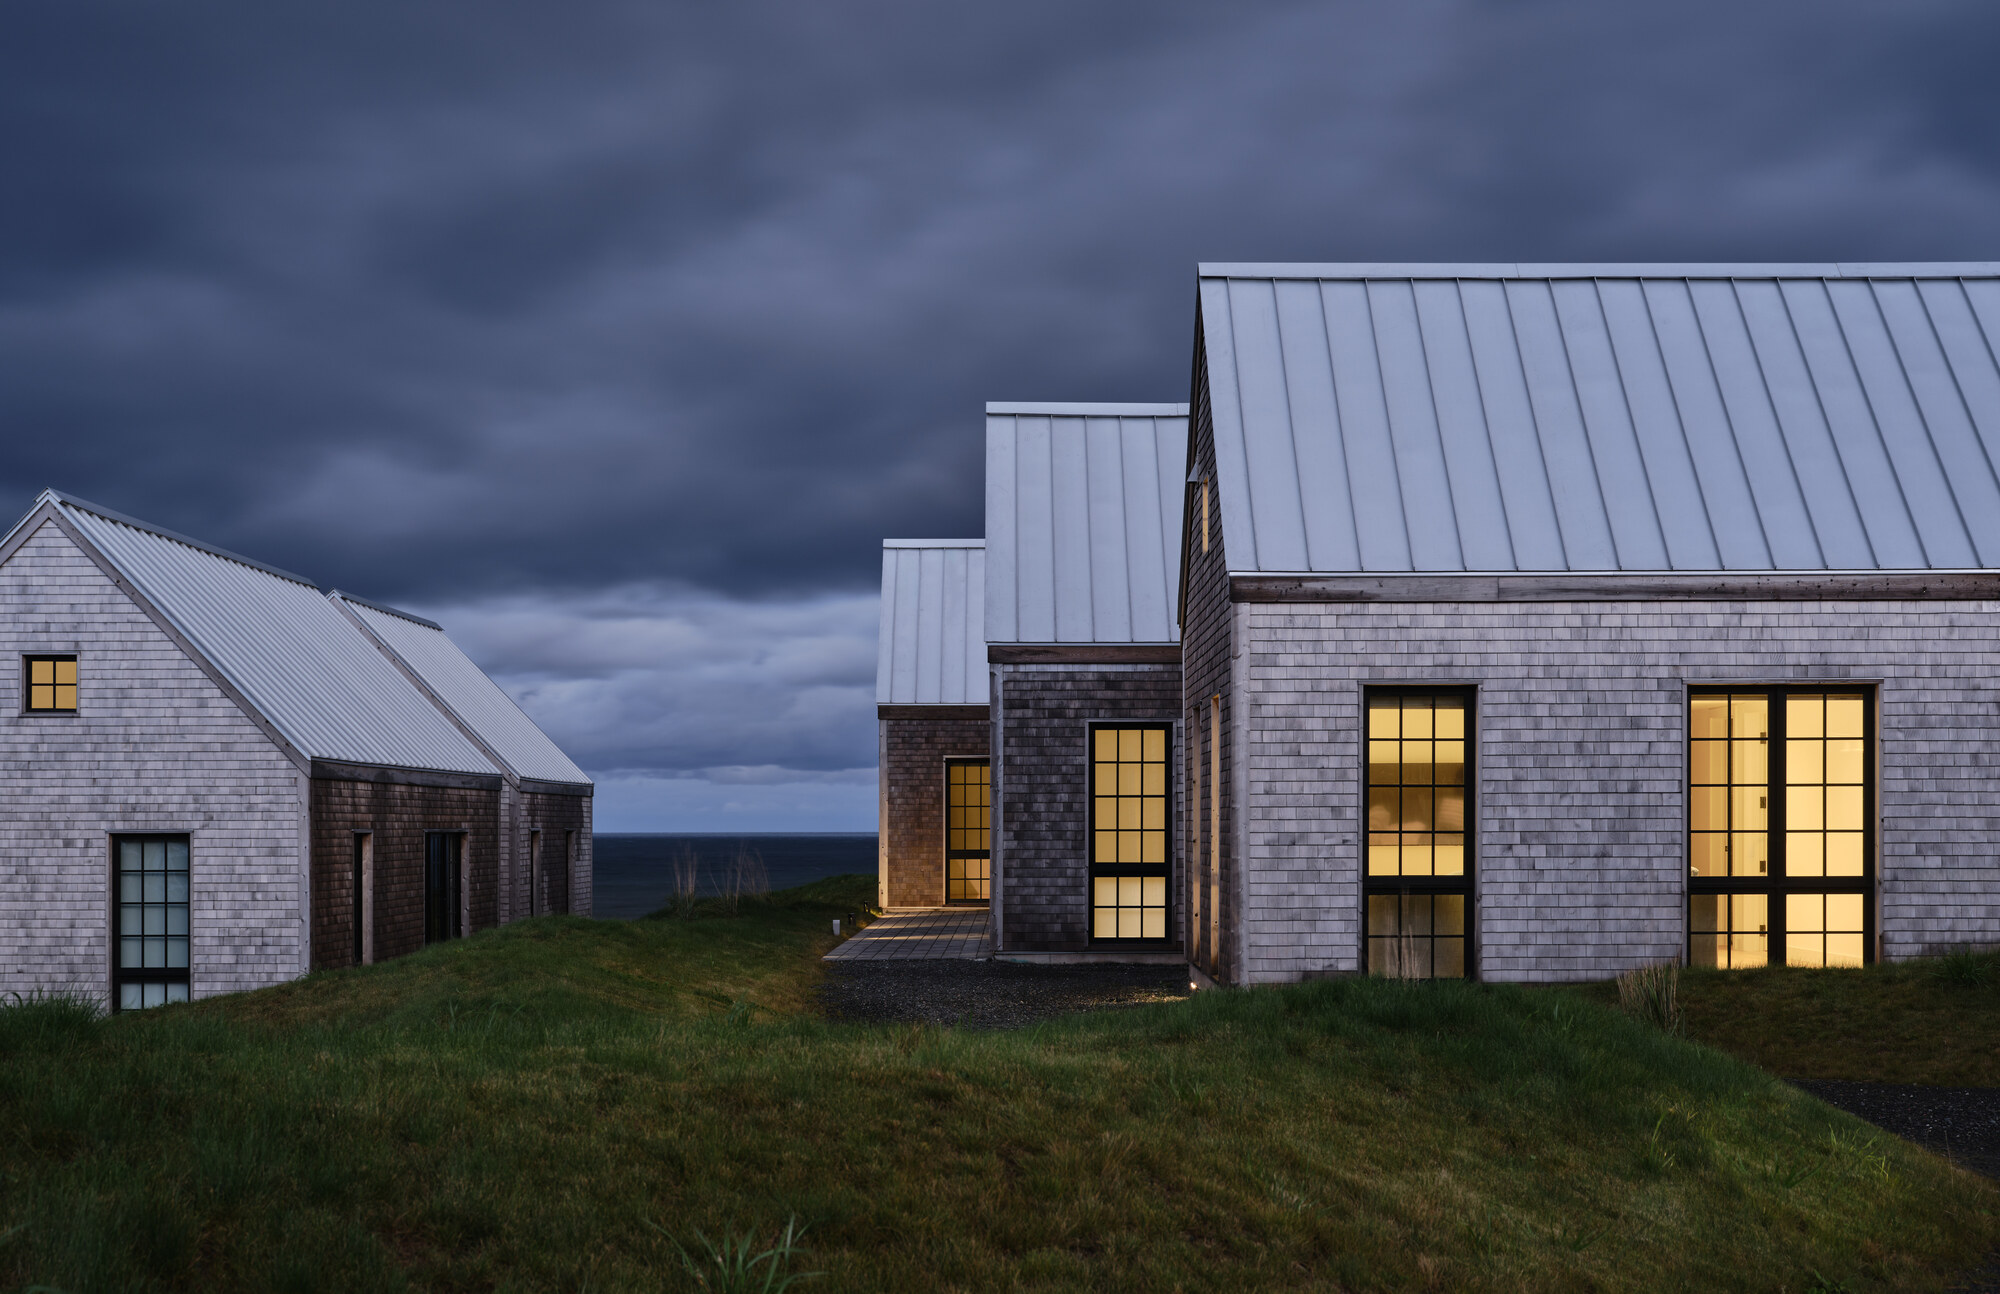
0,490,591,1009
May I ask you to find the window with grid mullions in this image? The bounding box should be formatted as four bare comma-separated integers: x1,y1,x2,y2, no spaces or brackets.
114,834,190,1010
1089,725,1171,942
945,759,990,903
1365,689,1472,979
1688,688,1872,969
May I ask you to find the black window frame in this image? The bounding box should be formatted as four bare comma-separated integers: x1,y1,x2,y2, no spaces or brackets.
943,757,991,906
1362,686,1477,980
1686,685,1875,968
424,831,464,945
24,654,79,715
1086,721,1175,947
111,833,191,1011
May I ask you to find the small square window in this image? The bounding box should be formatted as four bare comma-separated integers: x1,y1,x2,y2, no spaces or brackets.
25,656,78,712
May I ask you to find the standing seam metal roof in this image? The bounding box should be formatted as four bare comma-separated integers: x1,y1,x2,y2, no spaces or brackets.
51,494,501,775
335,593,592,786
1197,265,2000,573
877,541,987,706
985,403,1188,642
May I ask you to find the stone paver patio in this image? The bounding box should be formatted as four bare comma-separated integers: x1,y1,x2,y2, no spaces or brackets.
824,908,990,961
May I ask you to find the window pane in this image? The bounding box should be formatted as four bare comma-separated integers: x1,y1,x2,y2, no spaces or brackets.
1401,838,1433,876
29,659,51,686
1118,830,1139,862
1690,894,1721,934
1690,834,1727,877
1434,938,1466,978
1731,832,1768,877
1828,892,1864,931
1094,729,1116,761
1434,704,1465,740
1093,877,1116,908
1826,695,1864,739
1825,740,1864,784
1787,694,1823,739
1403,788,1433,832
120,983,143,1011
1367,835,1399,876
1826,834,1864,877
1433,835,1465,877
1094,764,1117,795
1140,831,1165,863
1117,764,1141,796
1117,908,1140,938
1141,764,1165,796
1141,908,1165,940
1731,739,1768,785
1825,786,1863,832
1690,741,1728,784
1434,788,1465,833
1368,702,1399,738
1368,788,1398,831
1787,786,1823,831
1787,892,1824,934
1118,729,1141,761
1435,741,1465,786
1690,787,1727,832
119,840,141,870
54,685,76,710
1094,831,1115,863
1140,799,1165,830
1731,786,1769,831
1403,706,1433,739
144,840,164,870
1730,696,1768,740
1690,696,1728,739
166,983,189,1003
1143,729,1165,762
1434,894,1466,937
1368,741,1398,785
54,659,75,686
1786,740,1823,785
1827,933,1865,968
1118,876,1140,906
1787,832,1824,877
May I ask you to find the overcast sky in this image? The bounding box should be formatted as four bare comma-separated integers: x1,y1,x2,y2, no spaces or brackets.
5,2,1996,829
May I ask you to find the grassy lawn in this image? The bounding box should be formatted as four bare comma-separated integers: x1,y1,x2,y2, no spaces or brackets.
1600,953,2000,1087
0,876,1993,1293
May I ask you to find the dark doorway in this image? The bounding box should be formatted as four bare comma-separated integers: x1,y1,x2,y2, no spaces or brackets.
424,832,462,945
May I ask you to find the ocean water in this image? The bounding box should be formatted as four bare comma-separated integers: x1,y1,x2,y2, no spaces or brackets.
591,833,877,919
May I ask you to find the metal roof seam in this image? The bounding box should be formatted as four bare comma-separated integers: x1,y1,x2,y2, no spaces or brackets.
1726,279,1831,568
1498,281,1579,569
333,596,519,783
1772,280,1881,568
1907,280,2000,565
1439,280,1518,570
1832,281,1959,566
329,589,444,631
1678,278,1781,568
50,490,320,589
1586,278,1679,568
1535,279,1631,567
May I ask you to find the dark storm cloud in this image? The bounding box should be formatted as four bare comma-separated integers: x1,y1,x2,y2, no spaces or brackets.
4,1,1999,814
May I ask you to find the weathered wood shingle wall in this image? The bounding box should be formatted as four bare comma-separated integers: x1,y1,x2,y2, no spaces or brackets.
1180,357,1237,980
995,663,1180,952
879,714,989,908
0,521,306,1004
1237,599,2000,983
310,778,501,967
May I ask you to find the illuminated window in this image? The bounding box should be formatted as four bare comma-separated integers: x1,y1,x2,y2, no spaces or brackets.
114,835,190,1010
1365,690,1472,978
25,655,77,712
945,759,990,903
1689,688,1870,969
1090,725,1170,941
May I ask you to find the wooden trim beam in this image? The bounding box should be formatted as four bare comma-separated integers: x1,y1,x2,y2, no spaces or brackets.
310,759,504,791
1230,572,2000,603
877,704,989,722
987,644,1181,664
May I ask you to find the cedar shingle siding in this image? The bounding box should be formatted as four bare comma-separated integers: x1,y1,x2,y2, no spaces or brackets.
880,714,989,908
311,778,502,967
994,662,1180,952
0,521,307,1002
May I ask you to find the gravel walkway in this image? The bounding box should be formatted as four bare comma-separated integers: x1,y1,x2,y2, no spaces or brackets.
1791,1080,2000,1181
818,959,1190,1029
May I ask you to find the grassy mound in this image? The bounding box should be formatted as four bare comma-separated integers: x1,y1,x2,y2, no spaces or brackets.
1569,949,2000,1086
0,875,1991,1291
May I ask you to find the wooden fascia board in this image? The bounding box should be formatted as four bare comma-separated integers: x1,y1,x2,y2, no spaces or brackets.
44,507,313,774
1230,571,2000,603
987,644,1182,664
308,759,504,791
877,704,990,722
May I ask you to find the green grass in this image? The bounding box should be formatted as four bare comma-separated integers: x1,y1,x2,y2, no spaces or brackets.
1571,949,2000,1086
0,877,1992,1292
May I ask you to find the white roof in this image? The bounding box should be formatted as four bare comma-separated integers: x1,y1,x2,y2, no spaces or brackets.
334,593,591,787
877,541,987,706
44,492,501,776
985,403,1187,643
1198,264,2000,573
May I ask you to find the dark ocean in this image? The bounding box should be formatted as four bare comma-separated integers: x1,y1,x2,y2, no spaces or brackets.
591,834,877,919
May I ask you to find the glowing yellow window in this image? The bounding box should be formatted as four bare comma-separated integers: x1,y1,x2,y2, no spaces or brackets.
1364,690,1473,979
1090,726,1170,942
25,656,77,713
945,759,990,904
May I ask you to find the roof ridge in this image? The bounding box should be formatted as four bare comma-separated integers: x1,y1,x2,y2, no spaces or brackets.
986,401,1189,416
43,489,321,588
1198,262,2000,281
329,589,444,631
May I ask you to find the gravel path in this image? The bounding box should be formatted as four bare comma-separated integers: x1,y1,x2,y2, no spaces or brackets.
1791,1080,2000,1181
818,959,1190,1029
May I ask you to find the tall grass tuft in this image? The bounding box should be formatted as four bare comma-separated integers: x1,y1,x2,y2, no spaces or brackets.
725,846,769,914
0,989,102,1053
1928,944,1998,988
1617,961,1683,1035
657,1215,820,1293
669,844,703,920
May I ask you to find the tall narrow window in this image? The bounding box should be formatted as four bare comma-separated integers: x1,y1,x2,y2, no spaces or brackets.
1208,696,1221,971
944,759,990,903
25,655,77,713
114,835,190,1009
352,833,373,966
1689,688,1871,968
424,832,462,944
1365,690,1472,979
1090,725,1171,942
1201,478,1211,554
529,829,542,918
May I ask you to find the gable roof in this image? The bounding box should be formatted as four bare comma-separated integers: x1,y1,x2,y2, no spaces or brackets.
985,402,1188,643
27,491,501,776
332,592,591,788
1196,264,2000,573
877,541,986,706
